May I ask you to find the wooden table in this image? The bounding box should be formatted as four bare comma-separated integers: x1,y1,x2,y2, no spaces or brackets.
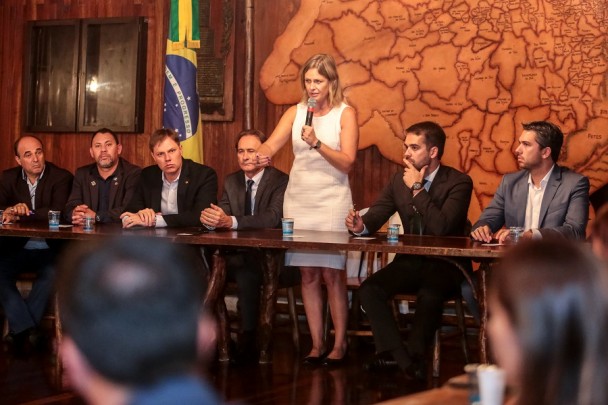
0,223,505,363
175,229,504,363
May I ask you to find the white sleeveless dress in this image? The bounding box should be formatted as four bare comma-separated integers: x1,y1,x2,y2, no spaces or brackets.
284,102,352,269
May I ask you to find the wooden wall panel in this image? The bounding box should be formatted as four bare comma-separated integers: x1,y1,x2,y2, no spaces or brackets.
0,0,396,207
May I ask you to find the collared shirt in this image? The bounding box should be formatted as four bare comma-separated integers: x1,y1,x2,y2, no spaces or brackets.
525,165,554,238
231,169,265,230
155,170,181,228
22,167,49,249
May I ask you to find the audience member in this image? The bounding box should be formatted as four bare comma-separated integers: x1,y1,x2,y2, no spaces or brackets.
256,54,358,365
121,128,217,228
200,129,288,363
64,128,140,225
57,237,220,405
0,135,73,350
471,121,589,243
488,239,608,405
346,121,473,379
591,205,608,261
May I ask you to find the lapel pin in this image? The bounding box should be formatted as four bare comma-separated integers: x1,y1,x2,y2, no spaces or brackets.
91,181,96,187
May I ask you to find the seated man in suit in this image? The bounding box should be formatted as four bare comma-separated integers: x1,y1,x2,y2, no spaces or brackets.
57,237,220,404
0,135,73,350
121,128,217,228
64,128,141,225
471,121,589,243
200,129,288,363
345,121,473,380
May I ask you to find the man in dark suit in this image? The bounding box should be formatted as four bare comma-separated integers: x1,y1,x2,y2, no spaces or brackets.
200,129,288,362
345,122,473,379
471,121,589,243
0,135,73,350
64,128,141,225
121,128,217,228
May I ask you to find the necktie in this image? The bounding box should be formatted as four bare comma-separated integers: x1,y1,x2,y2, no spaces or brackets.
244,179,254,216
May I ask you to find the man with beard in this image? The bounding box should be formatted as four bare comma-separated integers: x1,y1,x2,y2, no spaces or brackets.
345,121,473,380
470,121,589,243
65,128,141,225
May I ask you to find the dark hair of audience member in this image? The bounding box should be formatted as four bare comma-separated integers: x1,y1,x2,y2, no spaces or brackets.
57,237,206,386
490,239,608,405
592,205,608,261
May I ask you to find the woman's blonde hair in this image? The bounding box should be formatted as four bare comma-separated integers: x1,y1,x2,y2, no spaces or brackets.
299,54,343,107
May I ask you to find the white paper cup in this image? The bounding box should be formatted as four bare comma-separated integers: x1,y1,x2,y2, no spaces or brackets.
477,364,506,405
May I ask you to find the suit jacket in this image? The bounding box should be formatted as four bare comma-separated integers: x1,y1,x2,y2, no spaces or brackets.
125,159,217,227
64,158,141,223
472,165,589,240
0,162,73,222
362,165,473,237
0,162,73,250
219,167,288,230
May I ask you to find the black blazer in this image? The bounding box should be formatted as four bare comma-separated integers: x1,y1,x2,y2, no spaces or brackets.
125,159,218,227
0,161,73,251
64,158,141,223
362,165,473,237
0,162,73,222
219,167,289,230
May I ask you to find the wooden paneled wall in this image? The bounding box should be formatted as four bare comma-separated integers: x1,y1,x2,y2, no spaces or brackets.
0,0,398,209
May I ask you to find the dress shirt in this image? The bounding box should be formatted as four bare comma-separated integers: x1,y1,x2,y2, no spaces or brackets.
525,165,553,239
155,170,181,228
231,169,264,230
23,168,48,250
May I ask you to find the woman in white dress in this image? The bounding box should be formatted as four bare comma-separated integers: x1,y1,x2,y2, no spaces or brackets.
257,54,358,364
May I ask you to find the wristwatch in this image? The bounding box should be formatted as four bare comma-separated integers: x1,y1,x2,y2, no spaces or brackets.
313,140,322,149
411,181,423,191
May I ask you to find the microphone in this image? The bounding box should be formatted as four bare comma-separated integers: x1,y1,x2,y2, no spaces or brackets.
305,97,316,126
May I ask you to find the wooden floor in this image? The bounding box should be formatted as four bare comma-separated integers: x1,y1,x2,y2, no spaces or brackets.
0,316,478,405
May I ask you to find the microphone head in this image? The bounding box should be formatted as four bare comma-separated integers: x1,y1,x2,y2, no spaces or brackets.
307,98,316,108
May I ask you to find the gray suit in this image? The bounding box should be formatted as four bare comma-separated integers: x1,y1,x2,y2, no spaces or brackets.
220,167,288,334
472,165,590,240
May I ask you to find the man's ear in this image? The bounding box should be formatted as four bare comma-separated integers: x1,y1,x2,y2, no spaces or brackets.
541,146,552,160
60,336,92,393
197,312,217,362
429,145,439,159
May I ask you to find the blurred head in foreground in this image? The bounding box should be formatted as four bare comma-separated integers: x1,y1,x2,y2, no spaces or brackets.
57,237,218,405
488,239,608,405
591,205,608,262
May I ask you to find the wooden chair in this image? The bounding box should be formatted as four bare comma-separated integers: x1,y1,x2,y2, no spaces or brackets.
325,249,476,379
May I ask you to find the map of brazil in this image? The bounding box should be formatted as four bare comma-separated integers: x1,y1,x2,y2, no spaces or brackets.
260,0,608,211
